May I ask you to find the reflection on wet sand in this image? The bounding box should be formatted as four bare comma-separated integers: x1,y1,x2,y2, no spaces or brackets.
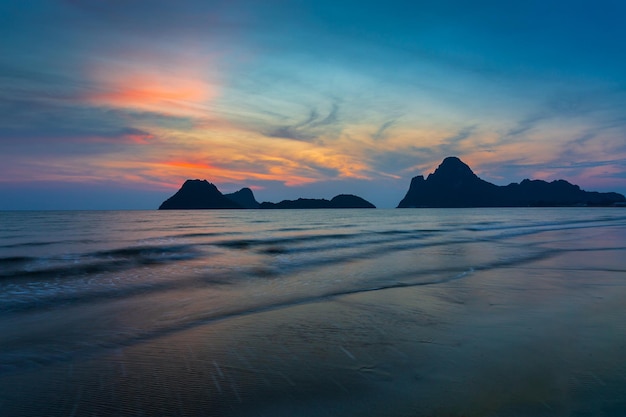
1,209,626,416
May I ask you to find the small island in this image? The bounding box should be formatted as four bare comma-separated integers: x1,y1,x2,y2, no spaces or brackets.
260,195,376,209
159,180,376,209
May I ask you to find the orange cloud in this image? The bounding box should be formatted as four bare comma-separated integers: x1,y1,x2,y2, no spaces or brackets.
162,160,217,171
89,72,215,115
84,51,218,116
123,131,156,144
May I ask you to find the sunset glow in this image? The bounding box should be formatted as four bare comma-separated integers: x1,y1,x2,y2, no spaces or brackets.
1,0,625,208
86,60,217,116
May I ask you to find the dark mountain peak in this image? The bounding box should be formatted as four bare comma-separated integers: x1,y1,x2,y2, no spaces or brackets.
159,179,241,210
409,175,425,186
427,156,478,183
398,157,626,208
441,156,467,168
184,179,218,191
224,187,260,209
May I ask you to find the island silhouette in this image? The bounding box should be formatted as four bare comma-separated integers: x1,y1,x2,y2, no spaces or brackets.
260,195,376,209
159,157,625,209
159,180,375,209
398,156,625,207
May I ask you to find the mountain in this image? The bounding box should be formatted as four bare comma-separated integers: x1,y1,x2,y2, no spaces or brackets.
260,194,376,209
398,156,626,208
159,181,374,209
224,187,260,209
329,194,376,208
159,180,242,209
260,198,332,209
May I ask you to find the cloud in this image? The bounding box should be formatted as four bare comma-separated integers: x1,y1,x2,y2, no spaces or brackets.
264,101,342,142
311,102,339,127
118,128,156,144
505,85,626,139
415,125,477,160
0,93,190,148
369,149,423,175
371,120,396,141
265,126,316,142
442,125,476,146
505,114,547,138
3,0,626,209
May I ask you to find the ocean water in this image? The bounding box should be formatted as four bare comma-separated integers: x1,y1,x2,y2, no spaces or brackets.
1,208,626,416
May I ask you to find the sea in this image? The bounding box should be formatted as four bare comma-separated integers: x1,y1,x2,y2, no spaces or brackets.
1,208,626,417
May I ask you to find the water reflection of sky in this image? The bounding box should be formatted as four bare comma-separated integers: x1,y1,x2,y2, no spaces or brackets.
2,209,626,416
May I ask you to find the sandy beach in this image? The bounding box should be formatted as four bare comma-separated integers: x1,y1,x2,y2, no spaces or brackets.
1,209,626,416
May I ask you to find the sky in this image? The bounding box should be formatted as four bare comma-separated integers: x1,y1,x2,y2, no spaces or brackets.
1,0,626,209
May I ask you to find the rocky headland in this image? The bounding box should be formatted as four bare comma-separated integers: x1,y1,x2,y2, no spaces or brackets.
159,180,244,210
398,157,626,208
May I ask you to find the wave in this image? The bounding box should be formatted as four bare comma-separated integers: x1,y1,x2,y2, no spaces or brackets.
0,244,204,280
0,266,479,374
6,211,626,279
2,213,624,285
0,237,565,375
2,210,626,375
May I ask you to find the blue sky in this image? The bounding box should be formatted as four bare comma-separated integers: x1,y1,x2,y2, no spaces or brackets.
1,0,625,209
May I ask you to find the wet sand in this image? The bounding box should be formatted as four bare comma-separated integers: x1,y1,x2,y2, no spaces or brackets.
3,244,626,416
2,210,626,416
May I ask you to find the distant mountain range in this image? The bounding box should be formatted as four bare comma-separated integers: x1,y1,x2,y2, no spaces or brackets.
159,157,625,209
398,156,625,208
260,195,375,209
158,180,376,209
